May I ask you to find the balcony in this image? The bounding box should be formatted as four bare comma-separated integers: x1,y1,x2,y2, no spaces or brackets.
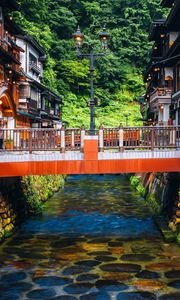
27,98,38,111
29,61,41,74
49,108,54,115
149,88,172,106
55,109,60,117
0,39,21,65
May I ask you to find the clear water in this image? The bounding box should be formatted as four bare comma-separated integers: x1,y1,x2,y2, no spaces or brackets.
0,175,180,300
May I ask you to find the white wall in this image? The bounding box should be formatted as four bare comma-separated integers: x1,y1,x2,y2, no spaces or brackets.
16,37,43,82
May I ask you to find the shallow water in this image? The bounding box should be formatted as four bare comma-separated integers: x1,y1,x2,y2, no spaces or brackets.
0,175,180,300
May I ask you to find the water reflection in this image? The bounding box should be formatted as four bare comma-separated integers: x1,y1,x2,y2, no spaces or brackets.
0,175,180,300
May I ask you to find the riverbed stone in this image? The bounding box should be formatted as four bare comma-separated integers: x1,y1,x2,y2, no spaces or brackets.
76,273,99,281
88,238,110,243
1,271,27,283
95,255,117,262
159,293,180,300
121,254,154,262
100,263,141,273
50,296,77,300
146,262,180,271
62,265,92,275
110,247,125,255
95,279,128,291
80,292,110,300
108,241,123,247
81,242,107,252
27,288,56,299
168,280,180,289
63,283,93,295
136,270,160,279
102,272,133,281
51,240,76,248
117,291,156,300
33,276,73,286
75,260,100,267
0,292,20,300
165,270,180,278
88,251,111,256
132,279,165,291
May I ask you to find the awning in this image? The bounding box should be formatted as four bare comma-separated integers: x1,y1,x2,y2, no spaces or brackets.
18,110,41,120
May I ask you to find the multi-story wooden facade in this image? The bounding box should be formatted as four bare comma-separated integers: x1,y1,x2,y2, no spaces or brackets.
0,0,62,129
144,0,180,125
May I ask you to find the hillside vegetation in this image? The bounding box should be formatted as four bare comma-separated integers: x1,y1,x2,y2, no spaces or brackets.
14,0,166,127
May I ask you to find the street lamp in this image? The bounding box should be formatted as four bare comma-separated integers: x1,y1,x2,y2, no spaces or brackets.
124,113,130,127
72,26,110,135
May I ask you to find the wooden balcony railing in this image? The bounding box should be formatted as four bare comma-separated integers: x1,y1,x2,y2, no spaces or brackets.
150,88,172,103
0,126,179,153
29,62,41,74
27,98,38,111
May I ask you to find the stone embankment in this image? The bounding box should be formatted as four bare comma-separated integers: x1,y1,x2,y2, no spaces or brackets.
130,172,180,244
0,175,65,241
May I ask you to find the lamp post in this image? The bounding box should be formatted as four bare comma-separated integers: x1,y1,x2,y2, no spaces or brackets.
72,26,110,135
124,113,130,127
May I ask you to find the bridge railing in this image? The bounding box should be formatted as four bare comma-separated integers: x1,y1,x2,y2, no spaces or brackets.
0,125,179,153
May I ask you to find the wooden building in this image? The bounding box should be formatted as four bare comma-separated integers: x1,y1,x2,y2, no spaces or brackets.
144,0,180,125
0,0,62,129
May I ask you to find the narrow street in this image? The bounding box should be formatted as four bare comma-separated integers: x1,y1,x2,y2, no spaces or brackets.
0,175,180,300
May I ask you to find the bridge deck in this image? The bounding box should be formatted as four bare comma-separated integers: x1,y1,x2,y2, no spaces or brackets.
0,150,179,163
0,127,179,176
0,150,179,177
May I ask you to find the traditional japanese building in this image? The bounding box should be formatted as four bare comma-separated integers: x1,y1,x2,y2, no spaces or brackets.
0,0,62,129
0,1,23,128
16,34,62,128
144,0,180,125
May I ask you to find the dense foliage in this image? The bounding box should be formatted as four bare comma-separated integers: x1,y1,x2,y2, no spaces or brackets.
14,0,166,127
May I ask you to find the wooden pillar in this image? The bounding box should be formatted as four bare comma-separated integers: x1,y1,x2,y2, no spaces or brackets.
99,125,104,152
29,130,32,154
71,130,75,148
151,127,154,150
80,126,86,153
119,123,124,152
60,125,65,153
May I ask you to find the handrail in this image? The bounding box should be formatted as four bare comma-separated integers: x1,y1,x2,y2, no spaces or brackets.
0,126,179,153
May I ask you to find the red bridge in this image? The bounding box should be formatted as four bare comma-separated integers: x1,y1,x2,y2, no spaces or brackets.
0,126,179,177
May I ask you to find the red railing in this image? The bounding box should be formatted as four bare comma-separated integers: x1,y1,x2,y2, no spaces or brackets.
0,126,179,153
65,129,81,150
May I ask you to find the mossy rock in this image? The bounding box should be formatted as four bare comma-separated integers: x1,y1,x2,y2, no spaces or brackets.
177,233,180,246
146,193,161,215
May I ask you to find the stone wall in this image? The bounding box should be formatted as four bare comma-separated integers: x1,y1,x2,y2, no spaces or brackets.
0,175,65,241
0,177,26,240
130,172,180,243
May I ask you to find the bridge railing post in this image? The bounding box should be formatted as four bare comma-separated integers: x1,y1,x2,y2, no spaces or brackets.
81,126,86,153
151,127,154,150
119,123,124,152
99,125,104,152
29,130,32,154
71,130,75,148
60,125,65,153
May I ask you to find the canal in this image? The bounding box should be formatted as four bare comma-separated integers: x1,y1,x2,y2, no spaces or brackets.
0,175,180,300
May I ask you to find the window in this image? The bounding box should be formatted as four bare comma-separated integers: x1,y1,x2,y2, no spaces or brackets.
30,87,37,100
19,85,29,99
177,65,180,91
29,53,37,65
0,7,3,21
0,66,4,85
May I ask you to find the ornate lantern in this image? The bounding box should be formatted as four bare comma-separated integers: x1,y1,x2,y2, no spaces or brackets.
99,26,110,50
72,26,84,48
